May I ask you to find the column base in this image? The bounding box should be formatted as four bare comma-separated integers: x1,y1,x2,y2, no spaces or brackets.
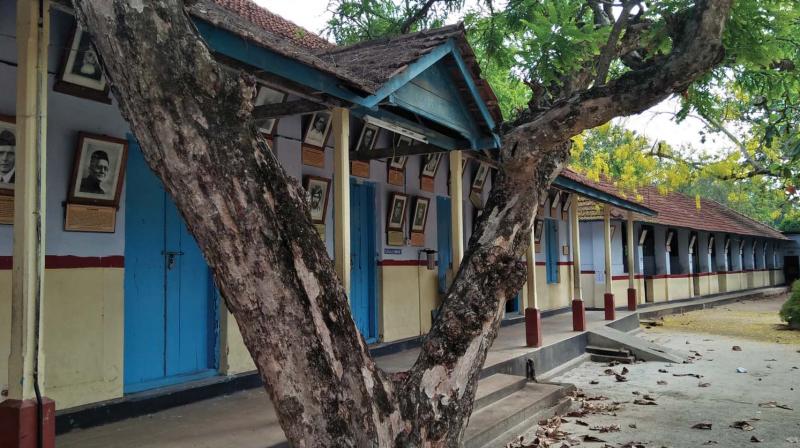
627,288,637,311
572,300,586,331
524,307,543,348
0,398,56,448
604,293,615,320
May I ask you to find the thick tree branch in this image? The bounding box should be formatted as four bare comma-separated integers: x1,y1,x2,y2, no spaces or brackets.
594,0,637,85
399,0,440,33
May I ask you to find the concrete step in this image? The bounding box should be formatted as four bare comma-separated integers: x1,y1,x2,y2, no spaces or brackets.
473,374,528,411
587,326,685,363
478,395,575,448
585,345,631,357
464,382,575,448
589,354,635,364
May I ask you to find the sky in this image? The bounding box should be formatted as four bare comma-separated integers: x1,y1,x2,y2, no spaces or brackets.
254,0,730,157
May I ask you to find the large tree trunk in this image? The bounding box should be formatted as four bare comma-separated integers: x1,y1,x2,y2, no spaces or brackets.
72,0,731,445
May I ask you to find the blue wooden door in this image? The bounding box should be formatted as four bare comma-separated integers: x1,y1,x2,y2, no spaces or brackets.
545,219,559,283
349,181,377,343
124,138,218,393
437,196,452,293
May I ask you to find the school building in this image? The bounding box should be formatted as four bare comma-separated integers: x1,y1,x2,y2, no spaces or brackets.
0,0,789,445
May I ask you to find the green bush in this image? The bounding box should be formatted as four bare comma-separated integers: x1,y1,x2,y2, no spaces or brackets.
780,280,800,329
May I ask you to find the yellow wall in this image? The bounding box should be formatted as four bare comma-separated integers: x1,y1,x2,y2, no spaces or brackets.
0,268,126,411
646,278,670,302
380,265,440,342
668,277,692,300
535,265,572,311
220,309,256,375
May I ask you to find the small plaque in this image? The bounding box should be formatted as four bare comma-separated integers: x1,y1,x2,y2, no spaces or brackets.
562,245,570,256
387,230,404,246
410,232,425,247
0,195,13,225
420,175,435,193
302,146,325,168
535,243,542,253
384,248,402,255
314,224,325,240
351,160,370,178
64,203,117,233
387,169,404,186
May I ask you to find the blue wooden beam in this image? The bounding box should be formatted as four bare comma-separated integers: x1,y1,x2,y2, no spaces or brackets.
449,48,501,148
553,176,657,216
350,106,465,150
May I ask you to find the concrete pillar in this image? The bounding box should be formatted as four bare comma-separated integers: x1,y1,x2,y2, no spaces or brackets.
1,1,55,447
332,107,350,296
602,205,614,320
654,226,670,275
569,194,585,331
524,229,541,347
449,151,464,270
626,212,637,310
715,234,729,272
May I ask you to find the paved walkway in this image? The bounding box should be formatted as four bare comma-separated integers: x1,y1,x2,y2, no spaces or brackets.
57,287,785,448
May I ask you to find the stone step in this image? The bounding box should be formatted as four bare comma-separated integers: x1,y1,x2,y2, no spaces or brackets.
464,382,575,448
473,374,528,411
478,395,575,448
585,345,632,357
590,354,636,364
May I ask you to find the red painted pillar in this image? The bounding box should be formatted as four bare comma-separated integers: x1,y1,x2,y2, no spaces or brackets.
572,299,586,331
525,307,543,347
627,287,637,311
604,293,615,320
0,398,56,448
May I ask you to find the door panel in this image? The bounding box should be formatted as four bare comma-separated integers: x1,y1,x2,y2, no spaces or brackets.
349,182,377,342
436,197,451,293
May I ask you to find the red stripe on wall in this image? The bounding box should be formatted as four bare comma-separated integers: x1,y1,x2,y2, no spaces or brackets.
611,274,645,280
0,255,125,270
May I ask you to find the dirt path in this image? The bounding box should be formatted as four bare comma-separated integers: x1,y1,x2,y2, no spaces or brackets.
509,298,800,447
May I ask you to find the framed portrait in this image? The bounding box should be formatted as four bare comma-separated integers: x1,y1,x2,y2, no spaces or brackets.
550,191,561,210
389,135,410,170
304,111,332,148
304,176,331,224
254,85,287,138
533,219,544,243
472,162,489,191
54,24,110,103
68,133,128,207
356,124,379,154
410,196,430,233
421,152,443,178
0,115,16,196
387,192,409,231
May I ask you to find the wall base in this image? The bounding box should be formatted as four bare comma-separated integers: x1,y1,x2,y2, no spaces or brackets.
572,300,586,331
627,288,637,311
525,307,543,347
604,293,615,320
0,398,55,448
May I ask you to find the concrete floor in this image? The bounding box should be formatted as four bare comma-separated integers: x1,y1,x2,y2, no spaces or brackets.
58,308,626,448
513,296,800,447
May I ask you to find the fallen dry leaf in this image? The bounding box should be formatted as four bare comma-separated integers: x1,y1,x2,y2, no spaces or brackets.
657,380,668,385
731,421,755,431
629,423,637,429
751,436,762,443
576,420,589,427
673,373,703,378
621,367,630,375
693,422,713,429
699,382,711,388
658,368,668,373
582,435,606,442
732,346,742,351
590,424,621,433
786,436,799,443
615,374,628,382
634,399,657,406
702,441,718,445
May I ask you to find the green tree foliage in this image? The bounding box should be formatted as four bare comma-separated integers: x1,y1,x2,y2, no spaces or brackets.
779,280,800,327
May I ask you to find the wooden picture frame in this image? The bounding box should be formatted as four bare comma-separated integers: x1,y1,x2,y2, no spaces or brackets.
303,111,332,148
534,219,544,243
68,132,128,207
421,152,443,178
388,135,410,171
54,24,111,104
0,114,16,196
304,175,331,224
356,124,379,154
254,85,287,141
410,196,430,233
387,192,409,231
471,163,489,191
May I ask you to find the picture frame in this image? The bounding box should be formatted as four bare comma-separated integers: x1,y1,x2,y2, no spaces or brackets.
304,175,331,224
389,135,410,170
471,162,490,191
387,192,409,231
303,111,332,148
68,132,128,207
550,191,562,210
0,114,16,196
253,85,287,139
410,196,430,233
54,24,110,104
533,219,544,243
421,152,443,178
356,124,379,154
610,224,616,239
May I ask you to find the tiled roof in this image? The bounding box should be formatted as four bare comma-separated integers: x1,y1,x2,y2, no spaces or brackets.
210,0,333,50
571,171,787,240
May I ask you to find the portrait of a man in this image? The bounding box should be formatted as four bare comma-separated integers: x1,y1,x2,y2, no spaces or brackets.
414,202,426,227
304,176,330,224
304,112,331,148
0,126,15,194
387,193,408,230
58,26,108,94
80,150,109,194
410,197,430,233
421,153,442,178
356,124,379,154
69,133,128,206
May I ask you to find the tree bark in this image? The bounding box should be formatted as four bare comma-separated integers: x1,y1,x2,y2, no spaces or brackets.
72,0,731,446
